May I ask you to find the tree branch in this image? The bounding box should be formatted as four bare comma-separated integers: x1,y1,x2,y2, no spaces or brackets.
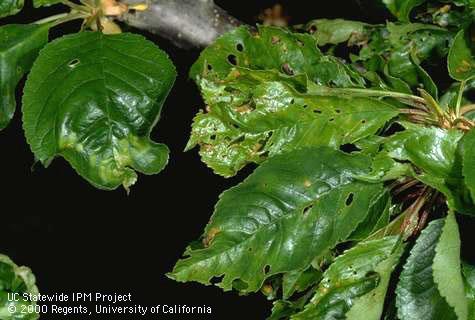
119,0,242,48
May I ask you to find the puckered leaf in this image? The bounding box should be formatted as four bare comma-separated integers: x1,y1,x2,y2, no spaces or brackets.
396,214,467,320
0,255,39,320
22,32,176,190
0,0,23,18
169,147,386,293
188,69,397,177
448,29,475,81
293,236,404,320
0,24,50,130
190,25,365,88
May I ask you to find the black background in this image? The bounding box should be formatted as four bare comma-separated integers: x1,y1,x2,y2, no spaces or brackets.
0,1,429,319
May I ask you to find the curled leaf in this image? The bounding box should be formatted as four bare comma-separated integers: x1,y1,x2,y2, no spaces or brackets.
22,32,176,190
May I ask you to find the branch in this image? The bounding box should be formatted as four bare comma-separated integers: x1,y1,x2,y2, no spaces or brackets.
119,0,242,48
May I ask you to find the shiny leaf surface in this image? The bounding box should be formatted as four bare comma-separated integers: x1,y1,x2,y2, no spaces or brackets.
22,32,176,190
0,24,49,130
170,147,385,293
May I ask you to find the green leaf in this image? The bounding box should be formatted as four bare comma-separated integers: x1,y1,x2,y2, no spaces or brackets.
0,0,23,18
448,29,475,81
0,24,50,130
303,19,369,46
382,0,426,22
22,32,176,190
33,0,63,8
433,213,468,320
462,128,475,201
169,147,386,293
385,122,463,179
191,25,365,88
189,69,397,177
0,254,39,320
462,262,475,319
282,267,322,300
293,236,404,320
396,214,467,320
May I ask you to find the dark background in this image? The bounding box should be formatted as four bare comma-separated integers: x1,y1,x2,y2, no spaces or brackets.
1,1,395,319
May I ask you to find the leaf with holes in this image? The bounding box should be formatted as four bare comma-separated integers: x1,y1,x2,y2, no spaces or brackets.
0,0,23,18
0,254,39,320
169,147,387,293
188,68,397,177
293,236,404,320
190,25,365,88
396,213,467,320
22,32,176,190
0,24,49,130
302,19,370,46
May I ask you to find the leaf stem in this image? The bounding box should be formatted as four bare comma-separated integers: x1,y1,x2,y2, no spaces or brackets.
320,87,427,106
456,80,466,117
460,104,475,115
34,12,70,24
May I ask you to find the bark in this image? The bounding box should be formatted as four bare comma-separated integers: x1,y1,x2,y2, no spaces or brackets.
120,0,242,48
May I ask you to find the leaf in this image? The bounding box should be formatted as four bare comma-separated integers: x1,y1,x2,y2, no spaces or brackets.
292,236,404,320
190,25,366,88
188,69,397,177
462,262,475,319
385,122,463,179
33,0,63,8
433,213,468,320
22,32,176,190
448,29,475,81
282,267,322,300
303,19,369,46
462,128,475,201
0,254,39,320
349,190,391,240
382,0,426,22
169,147,386,293
396,214,467,320
0,0,23,18
0,24,50,130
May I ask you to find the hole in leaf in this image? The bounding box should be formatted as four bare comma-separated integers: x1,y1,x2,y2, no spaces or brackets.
207,64,213,71
345,193,354,206
303,205,313,216
313,109,322,114
339,143,361,154
290,99,295,104
264,265,271,274
361,119,366,124
227,54,238,65
335,109,341,113
329,118,335,122
282,63,294,75
308,25,317,33
236,43,244,52
210,135,216,140
210,275,224,284
68,59,80,68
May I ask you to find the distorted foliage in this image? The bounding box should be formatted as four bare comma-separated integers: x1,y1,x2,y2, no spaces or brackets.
175,2,475,318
